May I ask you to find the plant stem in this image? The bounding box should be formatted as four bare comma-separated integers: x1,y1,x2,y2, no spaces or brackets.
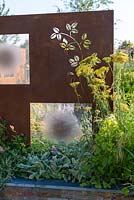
74,88,81,103
60,32,83,59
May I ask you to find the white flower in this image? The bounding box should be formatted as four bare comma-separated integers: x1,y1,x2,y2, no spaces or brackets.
69,55,80,67
66,22,78,34
50,27,62,41
63,38,68,45
60,38,75,51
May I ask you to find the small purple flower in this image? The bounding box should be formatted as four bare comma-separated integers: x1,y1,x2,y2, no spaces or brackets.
51,146,58,152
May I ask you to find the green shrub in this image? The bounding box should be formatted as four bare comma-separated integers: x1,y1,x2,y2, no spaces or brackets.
78,104,134,189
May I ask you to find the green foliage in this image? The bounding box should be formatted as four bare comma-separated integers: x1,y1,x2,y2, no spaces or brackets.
0,16,134,193
75,54,112,117
0,0,9,16
0,117,26,149
0,141,26,190
114,62,134,104
0,153,14,190
118,40,134,50
60,0,113,12
0,1,21,45
51,22,112,117
15,141,81,182
78,107,92,135
27,138,52,154
0,118,26,190
1,101,134,192
31,103,46,138
121,187,130,195
78,104,134,189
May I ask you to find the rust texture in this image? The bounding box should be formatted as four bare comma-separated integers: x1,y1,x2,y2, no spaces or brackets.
1,185,134,200
0,11,113,143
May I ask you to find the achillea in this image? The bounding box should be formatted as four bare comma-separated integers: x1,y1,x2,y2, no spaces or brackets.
120,103,129,111
111,51,128,63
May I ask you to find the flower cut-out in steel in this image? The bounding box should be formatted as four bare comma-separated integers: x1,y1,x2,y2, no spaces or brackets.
50,27,62,41
69,55,80,67
50,22,91,68
66,22,78,34
50,21,91,92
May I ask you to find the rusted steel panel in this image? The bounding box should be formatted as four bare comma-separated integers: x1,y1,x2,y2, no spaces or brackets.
0,11,113,143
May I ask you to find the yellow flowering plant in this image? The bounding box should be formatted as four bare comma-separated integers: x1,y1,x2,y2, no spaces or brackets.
110,51,128,64
69,81,81,102
50,22,113,118
50,22,129,119
73,53,113,118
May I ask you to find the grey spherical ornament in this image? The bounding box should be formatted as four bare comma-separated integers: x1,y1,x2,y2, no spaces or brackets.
46,111,81,141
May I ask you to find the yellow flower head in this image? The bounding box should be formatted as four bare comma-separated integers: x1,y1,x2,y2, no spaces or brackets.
80,53,101,66
92,77,105,85
69,81,80,88
95,109,100,114
75,53,101,77
76,64,93,77
120,103,129,111
103,57,112,64
106,114,118,127
95,66,109,79
74,106,81,109
111,51,128,64
84,106,92,111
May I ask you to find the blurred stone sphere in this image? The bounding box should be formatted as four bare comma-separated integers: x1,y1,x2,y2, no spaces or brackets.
45,111,81,141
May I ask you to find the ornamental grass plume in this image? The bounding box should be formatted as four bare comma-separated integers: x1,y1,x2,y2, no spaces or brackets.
45,111,81,141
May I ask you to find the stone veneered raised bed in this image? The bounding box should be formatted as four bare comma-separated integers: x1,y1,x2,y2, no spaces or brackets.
0,179,134,200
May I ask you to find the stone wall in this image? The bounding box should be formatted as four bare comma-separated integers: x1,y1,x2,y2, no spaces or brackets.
0,183,134,200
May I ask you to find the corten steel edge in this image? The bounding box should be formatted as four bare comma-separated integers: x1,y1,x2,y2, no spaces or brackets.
0,10,113,144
